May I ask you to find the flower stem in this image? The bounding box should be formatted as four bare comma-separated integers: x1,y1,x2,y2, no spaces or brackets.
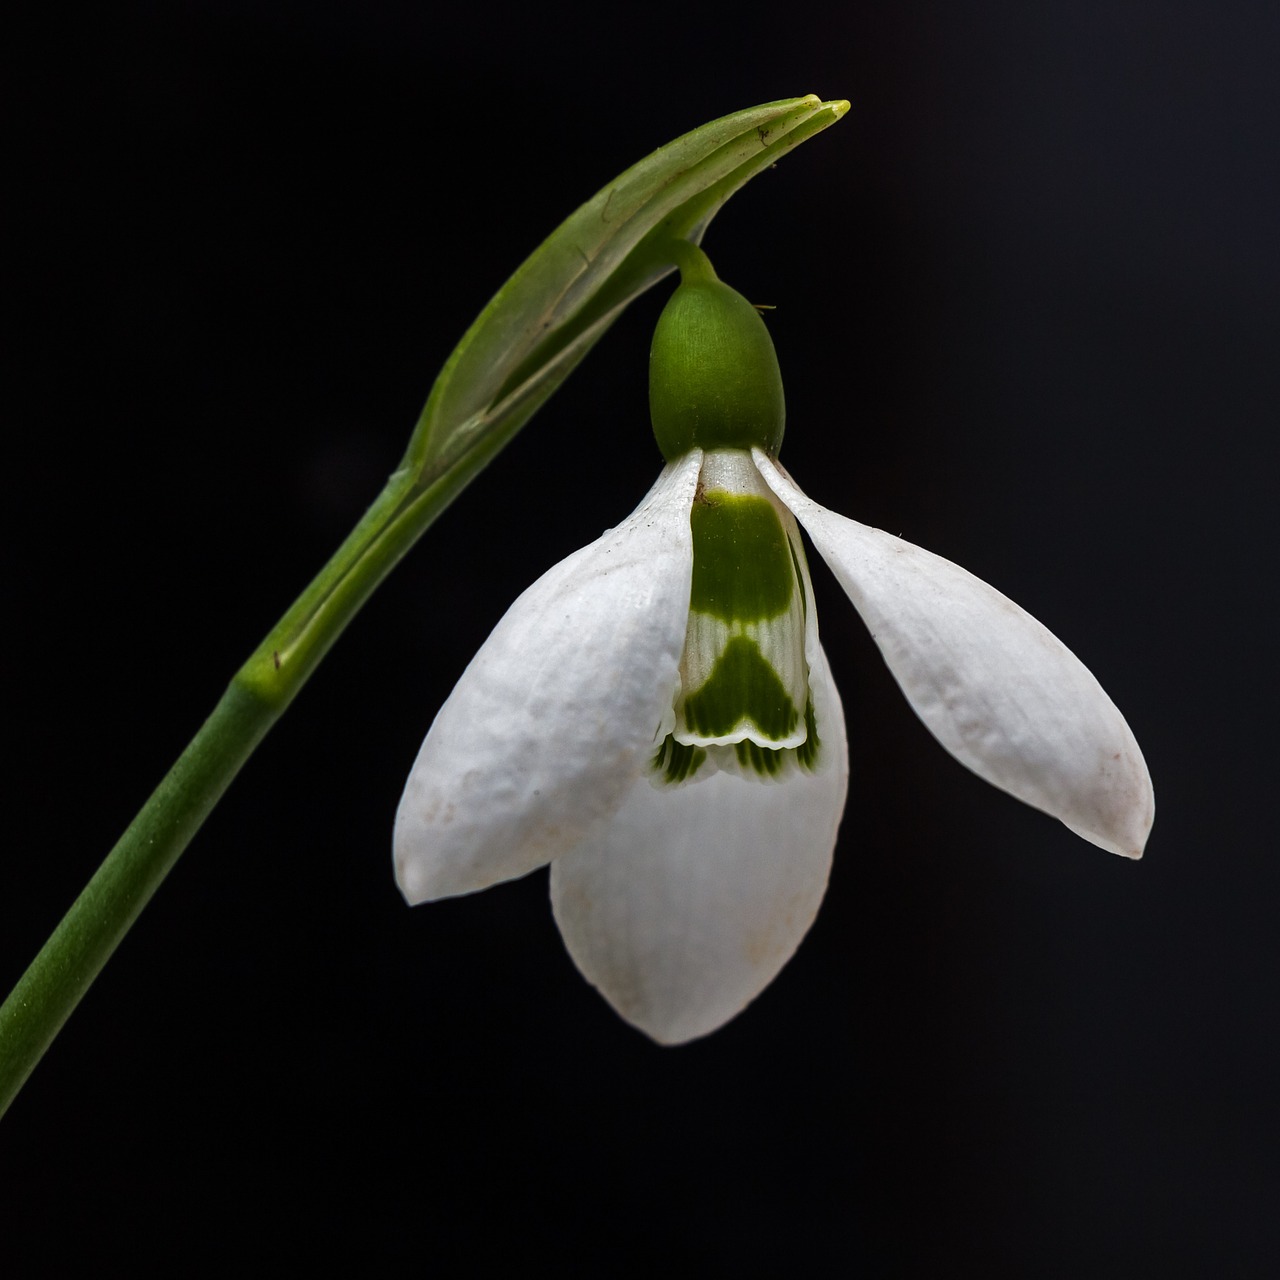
667,240,719,284
0,438,496,1118
0,680,276,1116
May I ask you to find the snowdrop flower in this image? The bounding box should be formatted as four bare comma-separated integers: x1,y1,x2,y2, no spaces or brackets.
395,250,1153,1045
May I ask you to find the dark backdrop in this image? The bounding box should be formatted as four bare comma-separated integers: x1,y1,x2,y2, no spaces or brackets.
5,3,1278,1274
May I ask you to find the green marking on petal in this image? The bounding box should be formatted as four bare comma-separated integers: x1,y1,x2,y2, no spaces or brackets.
681,635,799,742
651,736,708,784
734,698,821,777
653,695,822,783
794,696,820,770
689,491,796,622
734,739,787,776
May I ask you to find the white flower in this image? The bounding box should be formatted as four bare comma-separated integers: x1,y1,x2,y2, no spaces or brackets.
394,442,1154,1045
396,253,1152,1043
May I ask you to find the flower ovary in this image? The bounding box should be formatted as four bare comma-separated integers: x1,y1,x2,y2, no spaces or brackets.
649,279,786,460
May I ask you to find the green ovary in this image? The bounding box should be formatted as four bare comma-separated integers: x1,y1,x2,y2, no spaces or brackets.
680,635,799,742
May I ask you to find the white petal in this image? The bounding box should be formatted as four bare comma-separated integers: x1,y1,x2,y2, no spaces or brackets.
395,450,703,902
754,449,1154,859
550,643,849,1045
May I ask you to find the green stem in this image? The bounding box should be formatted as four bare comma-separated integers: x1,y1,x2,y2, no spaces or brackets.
0,682,276,1116
0,428,504,1118
667,240,719,284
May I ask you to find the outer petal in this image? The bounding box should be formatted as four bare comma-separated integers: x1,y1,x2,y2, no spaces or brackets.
395,450,703,902
754,449,1154,859
550,643,849,1045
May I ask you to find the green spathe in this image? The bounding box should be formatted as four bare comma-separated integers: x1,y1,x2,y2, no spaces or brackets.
649,272,786,460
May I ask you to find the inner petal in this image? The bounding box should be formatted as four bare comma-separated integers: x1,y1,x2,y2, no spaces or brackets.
673,450,811,754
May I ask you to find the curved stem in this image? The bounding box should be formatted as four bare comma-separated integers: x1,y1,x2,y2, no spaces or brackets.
0,436,496,1118
668,240,719,284
0,681,276,1116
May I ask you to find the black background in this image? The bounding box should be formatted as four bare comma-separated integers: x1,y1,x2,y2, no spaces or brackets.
4,2,1278,1274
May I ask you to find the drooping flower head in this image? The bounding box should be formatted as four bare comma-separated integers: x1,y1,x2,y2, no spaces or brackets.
395,247,1153,1044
